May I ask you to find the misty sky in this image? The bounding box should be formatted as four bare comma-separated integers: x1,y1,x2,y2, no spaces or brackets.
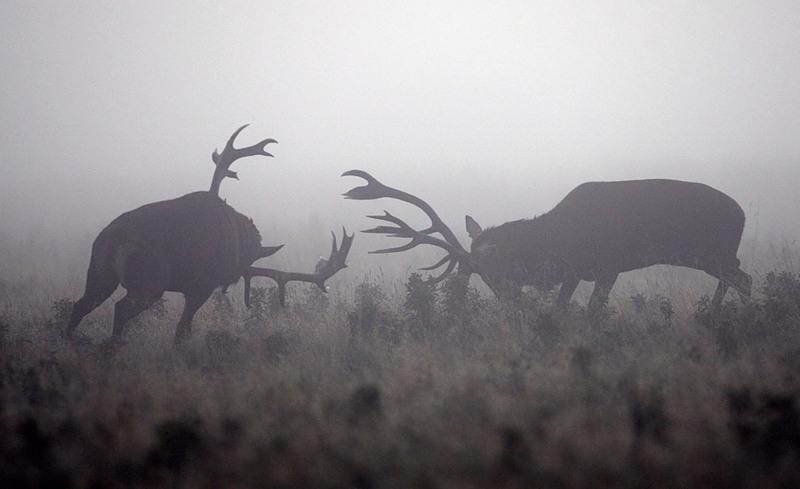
2,0,799,252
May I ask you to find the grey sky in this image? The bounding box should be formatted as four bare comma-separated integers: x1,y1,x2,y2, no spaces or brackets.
1,0,799,252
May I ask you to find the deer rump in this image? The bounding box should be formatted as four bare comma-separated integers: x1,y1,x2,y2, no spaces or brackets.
479,179,749,292
88,191,259,298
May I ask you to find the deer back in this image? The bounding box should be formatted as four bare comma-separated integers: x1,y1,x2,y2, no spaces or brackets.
96,191,262,293
472,179,745,284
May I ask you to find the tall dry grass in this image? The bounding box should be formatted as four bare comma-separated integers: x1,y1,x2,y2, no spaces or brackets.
1,242,800,487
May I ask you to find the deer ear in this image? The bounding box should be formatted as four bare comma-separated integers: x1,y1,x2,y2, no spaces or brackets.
465,215,483,239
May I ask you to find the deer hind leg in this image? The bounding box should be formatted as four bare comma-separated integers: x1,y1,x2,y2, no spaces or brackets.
67,265,119,338
725,268,752,299
706,264,751,307
556,276,580,308
711,280,729,308
174,291,212,346
110,293,162,342
587,273,618,314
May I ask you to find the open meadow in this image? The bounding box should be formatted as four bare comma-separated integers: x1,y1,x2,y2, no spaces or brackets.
3,3,800,487
2,244,800,488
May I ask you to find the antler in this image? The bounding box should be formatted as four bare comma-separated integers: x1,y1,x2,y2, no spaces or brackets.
243,228,354,307
342,170,469,281
210,124,278,195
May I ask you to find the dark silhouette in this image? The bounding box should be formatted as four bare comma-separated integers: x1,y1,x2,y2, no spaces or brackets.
67,126,352,345
343,170,750,311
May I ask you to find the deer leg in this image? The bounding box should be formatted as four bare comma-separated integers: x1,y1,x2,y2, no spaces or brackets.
67,292,114,339
174,291,212,345
489,278,524,305
711,280,728,308
556,276,580,308
110,293,161,342
724,268,752,299
705,265,751,307
67,270,119,338
587,273,618,314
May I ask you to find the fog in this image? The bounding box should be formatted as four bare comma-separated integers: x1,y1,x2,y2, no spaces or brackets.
1,1,799,275
4,5,800,485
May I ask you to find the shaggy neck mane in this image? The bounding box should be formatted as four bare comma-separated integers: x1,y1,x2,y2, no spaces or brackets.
476,211,555,249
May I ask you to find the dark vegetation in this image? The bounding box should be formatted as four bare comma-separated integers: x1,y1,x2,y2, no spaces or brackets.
2,270,800,488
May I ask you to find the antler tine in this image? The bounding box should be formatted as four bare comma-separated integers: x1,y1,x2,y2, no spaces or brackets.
365,211,442,237
244,228,354,307
327,228,354,270
429,257,458,283
336,228,355,267
362,211,460,258
363,212,414,236
419,254,453,271
218,124,278,160
362,226,406,237
221,124,250,153
370,242,419,255
233,136,279,159
342,169,471,282
209,124,278,195
342,170,467,255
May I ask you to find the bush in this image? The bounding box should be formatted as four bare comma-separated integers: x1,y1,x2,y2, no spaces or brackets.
763,271,800,323
404,273,438,338
348,280,398,342
440,274,486,320
245,285,271,327
694,271,800,358
209,289,235,327
48,298,75,331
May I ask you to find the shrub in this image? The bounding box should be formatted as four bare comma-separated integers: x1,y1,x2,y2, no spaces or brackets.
404,273,438,338
245,285,271,327
207,289,238,329
348,280,398,341
440,274,486,321
49,298,75,331
762,271,800,323
694,270,800,358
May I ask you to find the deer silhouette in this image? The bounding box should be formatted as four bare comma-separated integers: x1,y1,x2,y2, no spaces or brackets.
67,125,352,345
343,170,750,311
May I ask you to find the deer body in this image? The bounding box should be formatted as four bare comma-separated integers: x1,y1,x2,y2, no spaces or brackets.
471,179,751,308
68,191,264,342
89,192,261,297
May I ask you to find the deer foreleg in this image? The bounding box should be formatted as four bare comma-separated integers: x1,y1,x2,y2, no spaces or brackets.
556,276,580,308
711,281,729,309
174,291,212,345
111,294,161,341
587,273,618,313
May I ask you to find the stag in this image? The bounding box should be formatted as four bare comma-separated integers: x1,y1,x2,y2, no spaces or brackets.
67,125,353,345
343,170,751,311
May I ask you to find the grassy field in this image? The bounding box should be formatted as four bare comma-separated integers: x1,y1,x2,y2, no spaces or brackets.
2,262,800,488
